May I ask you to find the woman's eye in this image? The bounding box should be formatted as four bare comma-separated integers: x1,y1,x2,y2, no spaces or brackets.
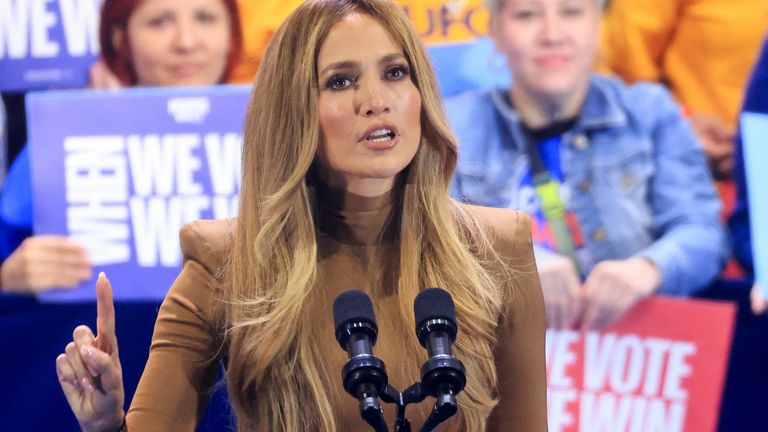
325,75,355,90
385,65,410,81
513,10,537,20
147,15,172,28
196,10,220,24
562,6,584,17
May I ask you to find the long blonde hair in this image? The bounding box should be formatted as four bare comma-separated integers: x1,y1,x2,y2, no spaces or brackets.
225,1,512,430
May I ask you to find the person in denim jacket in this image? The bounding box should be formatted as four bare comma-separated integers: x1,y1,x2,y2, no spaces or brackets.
447,0,726,329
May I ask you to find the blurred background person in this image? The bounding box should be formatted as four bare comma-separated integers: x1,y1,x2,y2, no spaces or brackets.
0,0,242,294
730,35,768,315
447,0,726,329
600,0,768,181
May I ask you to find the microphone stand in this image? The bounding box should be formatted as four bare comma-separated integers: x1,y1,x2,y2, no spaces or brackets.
335,288,463,432
376,382,457,432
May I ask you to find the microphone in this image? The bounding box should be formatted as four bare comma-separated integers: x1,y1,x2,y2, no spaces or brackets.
333,290,389,432
414,288,466,432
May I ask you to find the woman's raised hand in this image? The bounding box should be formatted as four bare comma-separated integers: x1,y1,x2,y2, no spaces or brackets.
56,273,125,432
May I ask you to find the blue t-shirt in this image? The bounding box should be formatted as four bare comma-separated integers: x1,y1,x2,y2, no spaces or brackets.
0,146,33,260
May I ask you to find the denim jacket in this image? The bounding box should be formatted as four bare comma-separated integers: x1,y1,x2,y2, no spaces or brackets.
446,74,727,296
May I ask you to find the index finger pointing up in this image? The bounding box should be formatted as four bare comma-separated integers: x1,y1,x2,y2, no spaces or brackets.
96,272,117,348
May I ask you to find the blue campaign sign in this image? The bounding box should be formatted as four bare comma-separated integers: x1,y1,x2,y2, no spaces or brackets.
27,85,250,301
0,0,102,91
741,112,768,298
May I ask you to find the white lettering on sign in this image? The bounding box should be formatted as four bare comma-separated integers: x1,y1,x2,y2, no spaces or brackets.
62,132,241,268
64,135,130,265
205,132,242,195
548,388,577,431
545,330,697,432
0,0,100,60
167,97,211,123
130,196,210,266
59,0,100,56
546,330,579,388
125,132,240,266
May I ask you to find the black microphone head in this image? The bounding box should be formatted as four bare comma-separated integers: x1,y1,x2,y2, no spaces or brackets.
333,290,378,348
414,287,456,324
414,288,458,346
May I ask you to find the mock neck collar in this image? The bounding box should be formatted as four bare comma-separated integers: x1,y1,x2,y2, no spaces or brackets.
314,183,398,246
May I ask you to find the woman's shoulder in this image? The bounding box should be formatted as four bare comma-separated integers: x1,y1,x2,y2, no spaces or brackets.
457,203,533,258
456,203,542,324
179,218,236,276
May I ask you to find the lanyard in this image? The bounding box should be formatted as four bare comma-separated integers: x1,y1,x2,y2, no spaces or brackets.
526,135,581,274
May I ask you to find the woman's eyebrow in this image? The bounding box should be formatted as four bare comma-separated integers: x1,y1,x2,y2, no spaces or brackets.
319,53,406,76
379,53,406,65
319,61,358,76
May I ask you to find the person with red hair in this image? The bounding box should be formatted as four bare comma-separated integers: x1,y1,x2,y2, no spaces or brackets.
0,0,243,294
91,0,242,88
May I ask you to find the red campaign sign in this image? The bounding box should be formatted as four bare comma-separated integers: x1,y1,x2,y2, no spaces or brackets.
545,296,736,432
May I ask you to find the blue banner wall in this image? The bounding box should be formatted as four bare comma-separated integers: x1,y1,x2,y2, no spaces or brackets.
27,85,250,301
0,0,102,91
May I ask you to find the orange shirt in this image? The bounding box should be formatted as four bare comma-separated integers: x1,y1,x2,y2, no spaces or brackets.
599,0,768,127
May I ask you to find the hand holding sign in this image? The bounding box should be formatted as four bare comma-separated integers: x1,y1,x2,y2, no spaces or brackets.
580,257,661,329
538,252,583,329
0,235,92,294
56,273,125,432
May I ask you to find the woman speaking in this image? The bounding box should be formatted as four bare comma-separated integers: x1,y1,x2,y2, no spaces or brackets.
55,0,547,430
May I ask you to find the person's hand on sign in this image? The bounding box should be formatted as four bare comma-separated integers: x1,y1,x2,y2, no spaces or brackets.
0,236,92,294
750,283,767,315
56,273,125,432
579,257,661,329
537,252,583,329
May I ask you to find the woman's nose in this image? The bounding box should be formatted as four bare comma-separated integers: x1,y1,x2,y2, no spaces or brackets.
172,21,202,52
540,11,565,44
358,79,391,117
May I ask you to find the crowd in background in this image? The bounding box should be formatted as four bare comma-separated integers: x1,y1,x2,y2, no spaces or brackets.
0,0,767,429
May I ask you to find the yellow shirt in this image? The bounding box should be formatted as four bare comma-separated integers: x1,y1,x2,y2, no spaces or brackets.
599,0,768,127
230,0,491,85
